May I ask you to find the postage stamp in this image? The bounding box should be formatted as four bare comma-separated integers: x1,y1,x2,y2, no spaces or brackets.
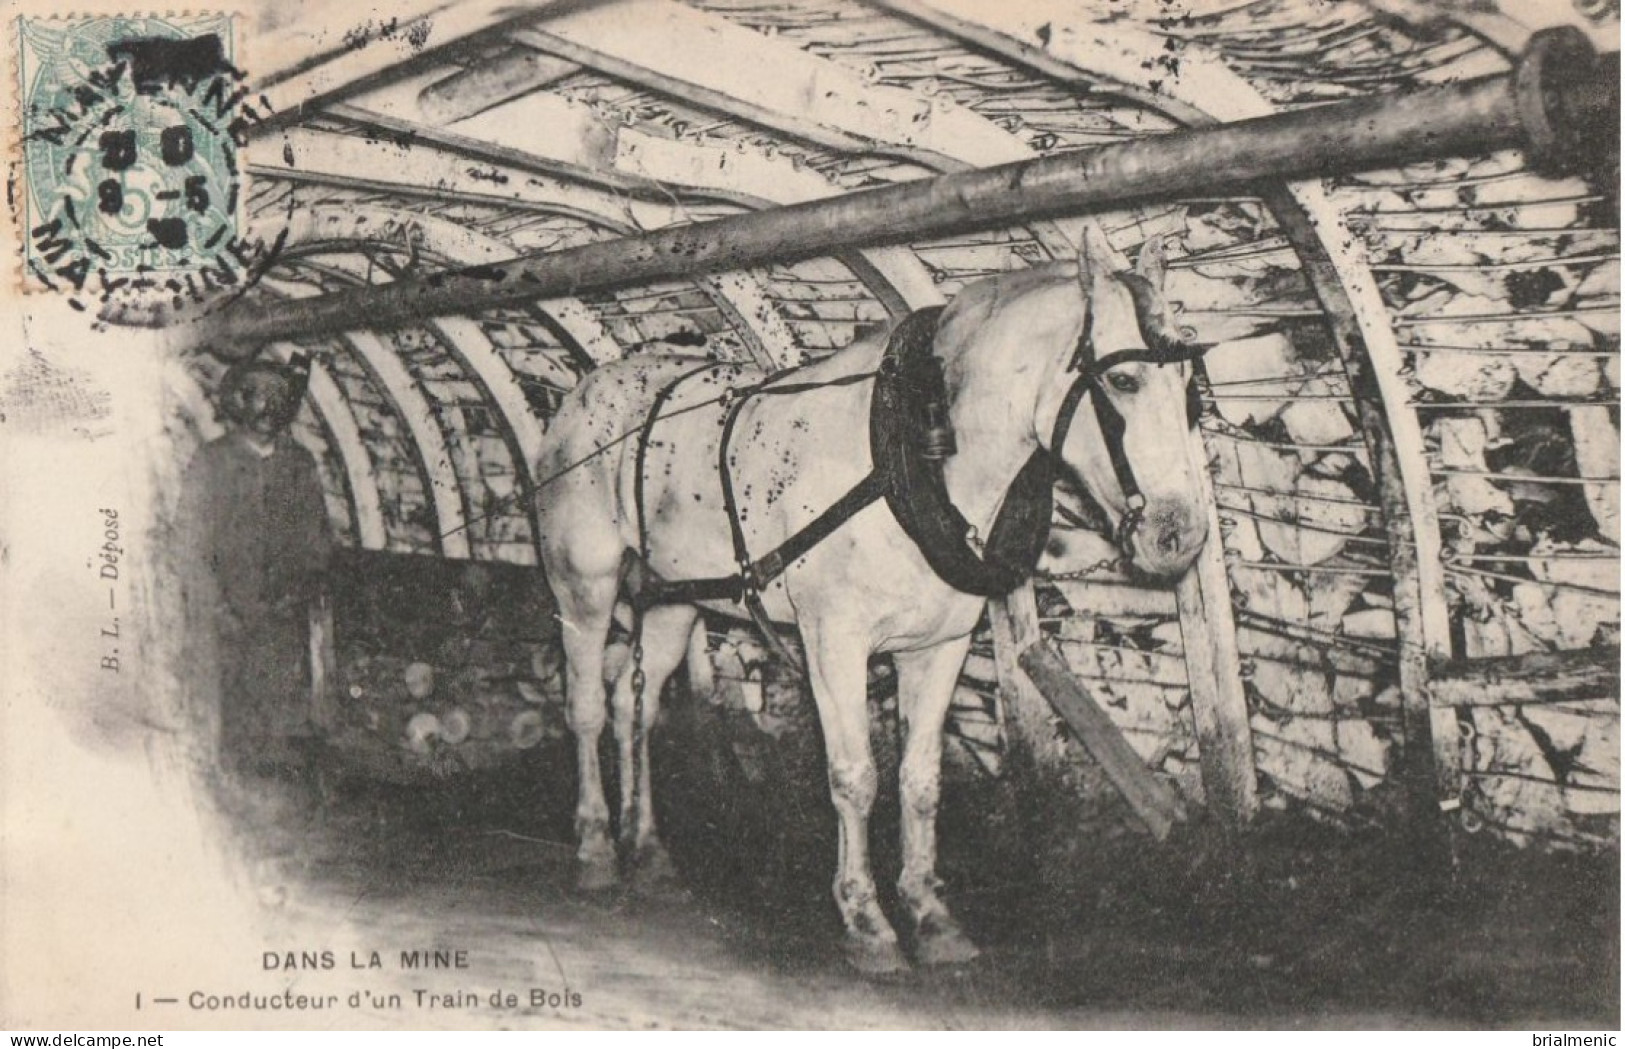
17,14,278,316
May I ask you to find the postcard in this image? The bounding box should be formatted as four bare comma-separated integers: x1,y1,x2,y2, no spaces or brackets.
1,0,1618,1031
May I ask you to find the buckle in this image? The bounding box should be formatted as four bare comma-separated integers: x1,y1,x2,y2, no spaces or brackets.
747,550,785,591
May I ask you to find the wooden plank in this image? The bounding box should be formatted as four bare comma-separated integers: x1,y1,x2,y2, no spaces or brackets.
1018,641,1184,842
1173,423,1259,827
989,582,1049,761
417,49,580,126
285,349,387,549
342,331,471,559
1430,647,1621,707
249,0,571,133
510,0,1023,168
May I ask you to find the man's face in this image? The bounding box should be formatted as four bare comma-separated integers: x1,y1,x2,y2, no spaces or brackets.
233,371,293,438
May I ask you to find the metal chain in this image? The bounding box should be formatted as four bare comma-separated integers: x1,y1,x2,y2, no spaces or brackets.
625,619,648,865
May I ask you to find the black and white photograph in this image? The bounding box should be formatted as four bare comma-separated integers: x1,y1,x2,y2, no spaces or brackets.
0,0,1619,1031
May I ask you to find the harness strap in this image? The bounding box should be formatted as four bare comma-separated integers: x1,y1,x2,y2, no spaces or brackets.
872,308,1054,597
716,382,887,676
744,470,886,593
717,389,755,575
1057,320,1210,545
717,384,803,669
630,367,883,620
1048,373,1091,467
1090,381,1140,506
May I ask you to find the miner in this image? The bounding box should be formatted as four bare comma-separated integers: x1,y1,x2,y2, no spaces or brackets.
180,355,333,821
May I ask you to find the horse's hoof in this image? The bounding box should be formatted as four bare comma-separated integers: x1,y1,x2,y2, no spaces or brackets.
844,935,910,976
576,856,619,893
915,923,981,967
629,843,684,897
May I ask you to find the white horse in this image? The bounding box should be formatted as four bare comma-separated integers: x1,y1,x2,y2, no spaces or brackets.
536,229,1209,972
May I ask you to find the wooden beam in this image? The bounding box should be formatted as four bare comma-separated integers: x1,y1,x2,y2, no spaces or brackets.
703,271,806,369
508,0,1080,261
1430,647,1621,707
341,329,470,559
989,581,1051,767
257,124,685,230
261,128,801,367
276,200,623,367
1018,641,1184,841
273,214,552,557
211,34,1614,343
249,0,570,134
273,239,547,470
1361,0,1617,57
417,48,581,125
431,316,547,559
1174,421,1258,828
509,0,1023,170
322,97,944,323
289,350,388,549
262,269,471,558
314,102,720,208
871,0,1254,122
340,82,945,313
531,299,619,365
385,82,946,313
1281,211,1461,833
431,317,545,464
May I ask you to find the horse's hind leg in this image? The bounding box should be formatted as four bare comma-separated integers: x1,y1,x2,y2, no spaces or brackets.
895,636,980,965
553,569,621,892
609,602,698,887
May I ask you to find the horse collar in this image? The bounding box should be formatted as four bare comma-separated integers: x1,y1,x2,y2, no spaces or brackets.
871,308,1053,598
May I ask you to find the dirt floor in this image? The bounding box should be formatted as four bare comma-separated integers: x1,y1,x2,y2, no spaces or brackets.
241,696,1620,1030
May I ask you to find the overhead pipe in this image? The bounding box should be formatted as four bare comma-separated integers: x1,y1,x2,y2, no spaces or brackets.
212,28,1617,345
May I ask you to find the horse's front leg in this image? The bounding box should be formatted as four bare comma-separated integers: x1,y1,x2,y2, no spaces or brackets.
802,619,906,974
894,634,980,965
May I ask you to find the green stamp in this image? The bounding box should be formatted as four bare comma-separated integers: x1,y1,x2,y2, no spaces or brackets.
19,15,280,316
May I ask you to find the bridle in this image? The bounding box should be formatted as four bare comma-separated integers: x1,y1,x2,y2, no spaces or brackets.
1045,273,1210,551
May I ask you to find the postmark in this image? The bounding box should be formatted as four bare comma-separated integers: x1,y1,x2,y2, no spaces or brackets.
16,14,284,319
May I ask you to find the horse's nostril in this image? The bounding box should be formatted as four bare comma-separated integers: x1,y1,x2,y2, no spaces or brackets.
1157,526,1183,556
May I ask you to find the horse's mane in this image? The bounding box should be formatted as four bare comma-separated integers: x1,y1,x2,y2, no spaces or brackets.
931,255,1190,379
931,263,1081,375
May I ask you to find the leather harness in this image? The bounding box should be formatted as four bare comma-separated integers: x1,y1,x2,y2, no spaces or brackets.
629,302,1207,645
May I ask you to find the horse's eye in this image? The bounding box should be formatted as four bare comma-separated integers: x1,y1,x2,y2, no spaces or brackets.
1106,371,1139,394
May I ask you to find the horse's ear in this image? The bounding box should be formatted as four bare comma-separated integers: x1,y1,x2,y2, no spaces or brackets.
1077,224,1117,292
1136,235,1168,289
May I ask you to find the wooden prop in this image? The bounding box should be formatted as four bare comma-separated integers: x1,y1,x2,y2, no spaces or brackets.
1017,641,1186,842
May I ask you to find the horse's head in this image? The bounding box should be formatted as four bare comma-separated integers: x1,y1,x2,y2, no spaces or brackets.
1042,230,1210,579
